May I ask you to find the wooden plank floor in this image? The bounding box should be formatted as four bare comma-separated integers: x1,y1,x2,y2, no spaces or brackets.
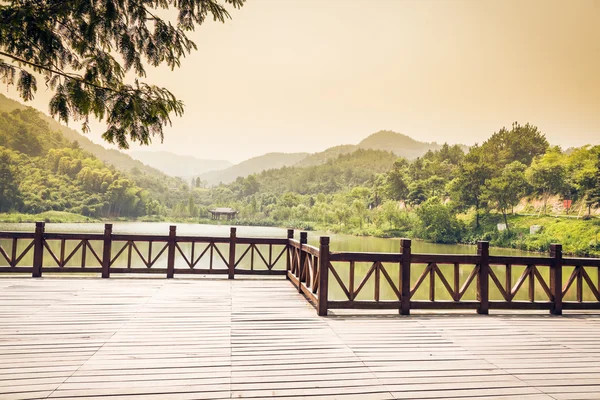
0,278,599,400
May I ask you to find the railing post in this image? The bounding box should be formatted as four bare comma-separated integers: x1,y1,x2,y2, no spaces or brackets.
550,244,563,315
166,225,176,279
298,232,307,293
286,229,294,279
102,223,112,278
400,239,411,315
32,222,45,278
477,241,490,315
318,236,330,316
228,227,236,280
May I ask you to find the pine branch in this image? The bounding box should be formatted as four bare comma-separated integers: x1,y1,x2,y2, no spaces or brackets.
0,50,124,94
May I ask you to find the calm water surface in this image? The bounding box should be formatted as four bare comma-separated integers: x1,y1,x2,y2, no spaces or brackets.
1,222,590,302
0,221,534,256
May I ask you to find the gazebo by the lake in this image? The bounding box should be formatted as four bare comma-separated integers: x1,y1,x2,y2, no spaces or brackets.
209,207,239,220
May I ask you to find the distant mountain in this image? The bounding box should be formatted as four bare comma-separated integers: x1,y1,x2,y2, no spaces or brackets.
0,94,168,177
200,152,309,185
200,131,466,185
129,151,232,178
358,130,454,159
296,130,466,168
295,144,358,167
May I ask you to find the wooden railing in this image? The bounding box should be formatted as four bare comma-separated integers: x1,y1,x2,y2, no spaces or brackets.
2,223,600,316
0,222,288,278
286,232,329,316
322,239,600,316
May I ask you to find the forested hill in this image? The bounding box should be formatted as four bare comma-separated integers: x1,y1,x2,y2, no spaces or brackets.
0,107,188,217
357,130,467,160
294,131,460,167
295,145,359,167
255,149,398,195
206,148,398,206
0,94,167,177
199,131,463,185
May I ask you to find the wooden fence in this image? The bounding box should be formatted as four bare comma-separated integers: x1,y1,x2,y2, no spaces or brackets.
0,223,288,278
285,232,599,316
2,223,600,316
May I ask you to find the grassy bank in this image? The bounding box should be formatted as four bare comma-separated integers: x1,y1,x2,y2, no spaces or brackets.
474,213,600,257
0,211,98,223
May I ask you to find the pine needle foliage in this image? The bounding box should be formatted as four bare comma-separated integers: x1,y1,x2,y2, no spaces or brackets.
0,0,244,148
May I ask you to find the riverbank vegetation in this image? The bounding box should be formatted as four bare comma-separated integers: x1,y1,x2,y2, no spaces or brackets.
196,123,600,256
1,103,599,256
0,211,96,223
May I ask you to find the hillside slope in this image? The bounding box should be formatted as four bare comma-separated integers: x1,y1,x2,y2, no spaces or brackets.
0,98,191,217
252,149,398,195
0,94,167,177
200,152,309,185
0,108,150,216
295,145,358,167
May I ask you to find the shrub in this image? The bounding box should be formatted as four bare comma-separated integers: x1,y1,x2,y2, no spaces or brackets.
414,197,464,243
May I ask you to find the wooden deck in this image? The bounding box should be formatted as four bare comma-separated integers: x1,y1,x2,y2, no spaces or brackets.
1,278,600,400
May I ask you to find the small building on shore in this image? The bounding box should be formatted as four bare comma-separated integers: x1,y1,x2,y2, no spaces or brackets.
209,207,239,220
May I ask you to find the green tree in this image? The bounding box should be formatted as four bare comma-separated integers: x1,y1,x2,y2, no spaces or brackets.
406,181,427,206
526,147,566,215
0,150,21,212
241,175,260,196
484,161,528,231
371,174,386,208
481,122,549,167
436,143,465,165
449,145,494,228
415,197,463,243
351,199,367,229
587,153,600,216
188,195,197,218
379,200,402,229
0,0,244,148
424,175,446,198
384,159,409,200
564,146,600,215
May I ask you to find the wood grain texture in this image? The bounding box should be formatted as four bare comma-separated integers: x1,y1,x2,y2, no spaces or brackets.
0,277,599,399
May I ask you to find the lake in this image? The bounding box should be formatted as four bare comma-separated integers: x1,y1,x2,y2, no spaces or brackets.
0,221,534,255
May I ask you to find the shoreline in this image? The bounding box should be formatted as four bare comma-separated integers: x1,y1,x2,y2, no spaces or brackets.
1,211,598,258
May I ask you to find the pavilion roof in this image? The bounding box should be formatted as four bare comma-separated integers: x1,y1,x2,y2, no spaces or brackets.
209,207,238,214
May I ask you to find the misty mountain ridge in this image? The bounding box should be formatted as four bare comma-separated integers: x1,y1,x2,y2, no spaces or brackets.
297,130,462,167
128,151,232,178
197,130,465,185
359,130,452,158
199,152,309,185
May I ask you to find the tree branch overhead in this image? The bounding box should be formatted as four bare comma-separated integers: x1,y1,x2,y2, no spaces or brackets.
0,0,245,148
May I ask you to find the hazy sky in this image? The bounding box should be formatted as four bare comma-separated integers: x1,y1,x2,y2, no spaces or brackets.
6,0,600,163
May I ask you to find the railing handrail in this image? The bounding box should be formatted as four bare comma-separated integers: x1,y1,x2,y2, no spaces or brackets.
2,222,600,316
4,226,596,265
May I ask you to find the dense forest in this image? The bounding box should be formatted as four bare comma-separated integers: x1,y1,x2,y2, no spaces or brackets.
0,99,599,255
0,108,191,217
